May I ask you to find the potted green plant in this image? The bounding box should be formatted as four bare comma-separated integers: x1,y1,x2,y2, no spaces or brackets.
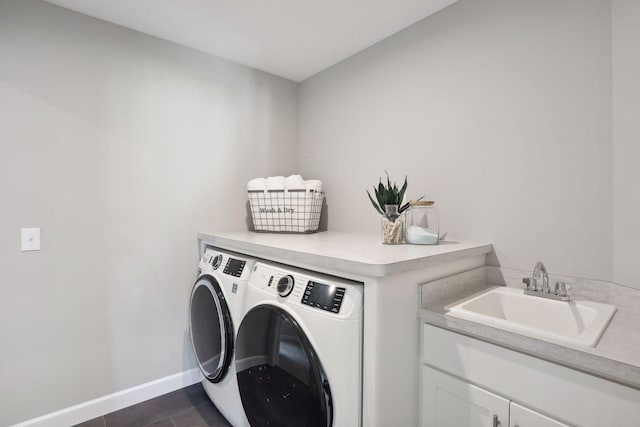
366,173,419,244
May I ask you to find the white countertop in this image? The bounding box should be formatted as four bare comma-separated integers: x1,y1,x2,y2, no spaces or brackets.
197,231,493,277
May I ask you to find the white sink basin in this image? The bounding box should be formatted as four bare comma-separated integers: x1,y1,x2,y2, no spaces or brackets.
445,287,616,347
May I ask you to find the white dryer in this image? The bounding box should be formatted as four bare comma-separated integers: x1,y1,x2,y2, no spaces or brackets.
235,261,363,427
189,247,252,427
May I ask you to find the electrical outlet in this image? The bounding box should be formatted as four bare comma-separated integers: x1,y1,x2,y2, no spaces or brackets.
21,228,41,251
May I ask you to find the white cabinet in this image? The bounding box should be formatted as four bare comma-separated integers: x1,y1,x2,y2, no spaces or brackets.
421,366,567,427
422,366,509,427
421,324,640,426
509,402,569,427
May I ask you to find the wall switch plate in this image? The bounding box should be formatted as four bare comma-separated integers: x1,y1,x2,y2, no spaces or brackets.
21,228,41,251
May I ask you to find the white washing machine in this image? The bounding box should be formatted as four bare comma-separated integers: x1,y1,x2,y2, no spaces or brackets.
235,261,363,427
189,247,252,427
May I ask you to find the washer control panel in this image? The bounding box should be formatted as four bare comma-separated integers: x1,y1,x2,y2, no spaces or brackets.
302,281,346,313
248,262,362,319
223,258,246,277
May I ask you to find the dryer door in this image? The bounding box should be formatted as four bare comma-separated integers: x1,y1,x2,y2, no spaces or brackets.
235,305,333,427
189,276,233,383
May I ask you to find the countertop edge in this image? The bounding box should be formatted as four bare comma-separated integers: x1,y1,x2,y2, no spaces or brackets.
418,308,640,390
198,233,378,277
198,233,493,277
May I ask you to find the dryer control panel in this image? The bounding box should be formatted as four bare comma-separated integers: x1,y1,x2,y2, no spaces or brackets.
301,281,346,313
223,258,246,277
199,247,254,281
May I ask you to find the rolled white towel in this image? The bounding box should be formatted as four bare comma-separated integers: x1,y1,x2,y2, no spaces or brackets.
265,176,286,191
285,174,305,190
247,177,266,191
304,180,323,192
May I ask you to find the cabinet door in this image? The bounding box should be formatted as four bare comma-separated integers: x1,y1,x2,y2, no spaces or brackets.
422,366,509,427
509,402,570,427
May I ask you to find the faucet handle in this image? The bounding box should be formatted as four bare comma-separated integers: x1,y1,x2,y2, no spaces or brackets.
523,277,537,291
554,281,571,297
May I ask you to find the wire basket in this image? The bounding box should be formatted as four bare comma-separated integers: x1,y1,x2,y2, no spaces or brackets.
248,189,324,233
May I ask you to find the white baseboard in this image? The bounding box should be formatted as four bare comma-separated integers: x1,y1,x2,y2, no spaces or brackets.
12,368,203,427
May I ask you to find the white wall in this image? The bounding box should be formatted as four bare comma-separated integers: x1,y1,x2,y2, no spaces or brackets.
612,0,640,288
0,0,297,425
299,0,613,282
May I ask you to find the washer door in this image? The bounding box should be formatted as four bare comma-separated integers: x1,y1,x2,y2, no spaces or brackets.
189,276,234,383
235,305,333,427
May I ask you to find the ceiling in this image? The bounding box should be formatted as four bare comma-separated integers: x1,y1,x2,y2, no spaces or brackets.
43,0,458,82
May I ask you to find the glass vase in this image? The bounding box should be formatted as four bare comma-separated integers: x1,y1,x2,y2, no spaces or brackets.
381,204,404,244
405,201,439,245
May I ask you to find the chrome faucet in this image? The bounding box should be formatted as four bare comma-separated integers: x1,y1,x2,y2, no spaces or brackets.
522,261,570,302
533,261,550,293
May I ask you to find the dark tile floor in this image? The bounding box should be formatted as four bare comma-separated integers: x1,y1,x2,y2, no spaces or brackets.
73,383,231,427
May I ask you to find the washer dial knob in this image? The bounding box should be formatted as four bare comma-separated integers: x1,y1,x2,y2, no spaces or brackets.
277,275,295,298
211,254,223,270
